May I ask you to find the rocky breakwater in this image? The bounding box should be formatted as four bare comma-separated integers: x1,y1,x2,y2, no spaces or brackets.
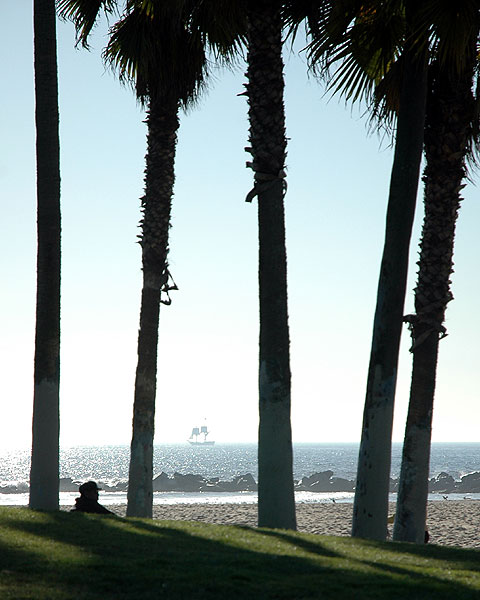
0,477,127,495
428,471,480,494
293,470,480,494
295,470,355,493
3,470,480,495
152,472,258,493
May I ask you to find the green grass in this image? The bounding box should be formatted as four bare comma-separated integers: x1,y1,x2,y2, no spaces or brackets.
0,508,479,599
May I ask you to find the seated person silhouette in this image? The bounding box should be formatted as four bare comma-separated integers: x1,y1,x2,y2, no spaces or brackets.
71,481,114,514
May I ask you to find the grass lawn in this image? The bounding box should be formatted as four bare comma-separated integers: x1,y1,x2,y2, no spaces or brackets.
0,507,479,599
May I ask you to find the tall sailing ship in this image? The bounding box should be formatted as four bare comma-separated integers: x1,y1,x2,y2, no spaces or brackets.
188,425,215,446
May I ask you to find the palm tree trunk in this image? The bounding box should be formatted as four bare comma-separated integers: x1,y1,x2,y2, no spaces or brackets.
352,5,428,540
393,57,475,543
127,94,179,518
246,0,296,530
392,333,438,542
29,0,61,511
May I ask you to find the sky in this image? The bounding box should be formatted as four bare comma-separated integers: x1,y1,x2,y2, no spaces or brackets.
1,4,479,448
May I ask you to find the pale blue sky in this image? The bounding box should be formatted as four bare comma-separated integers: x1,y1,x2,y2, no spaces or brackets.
1,4,478,447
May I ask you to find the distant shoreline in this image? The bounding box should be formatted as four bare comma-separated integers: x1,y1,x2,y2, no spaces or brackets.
3,491,480,510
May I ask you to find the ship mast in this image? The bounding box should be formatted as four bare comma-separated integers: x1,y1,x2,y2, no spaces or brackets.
200,425,209,442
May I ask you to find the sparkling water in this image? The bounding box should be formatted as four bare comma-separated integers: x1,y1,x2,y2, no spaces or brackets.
1,442,479,505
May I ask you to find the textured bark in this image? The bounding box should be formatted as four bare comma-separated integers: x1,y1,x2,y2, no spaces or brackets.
29,0,61,511
246,0,296,530
352,7,428,540
127,95,179,518
393,56,475,543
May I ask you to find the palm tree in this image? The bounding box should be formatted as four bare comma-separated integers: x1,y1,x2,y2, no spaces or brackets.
58,0,244,517
393,9,480,543
351,4,428,540
98,3,210,518
245,0,296,530
287,0,429,540
29,0,62,511
58,0,201,517
292,0,480,541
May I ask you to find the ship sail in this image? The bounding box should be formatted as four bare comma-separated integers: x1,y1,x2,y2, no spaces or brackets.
188,423,215,446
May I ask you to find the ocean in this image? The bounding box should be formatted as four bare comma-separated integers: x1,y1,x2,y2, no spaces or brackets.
1,442,479,506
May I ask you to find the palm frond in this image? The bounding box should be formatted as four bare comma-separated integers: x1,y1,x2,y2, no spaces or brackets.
466,66,480,171
417,0,480,75
308,1,402,105
104,3,207,107
282,0,330,43
187,0,247,62
56,0,117,47
126,0,185,23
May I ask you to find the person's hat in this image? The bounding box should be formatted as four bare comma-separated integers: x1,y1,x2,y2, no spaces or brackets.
79,481,102,494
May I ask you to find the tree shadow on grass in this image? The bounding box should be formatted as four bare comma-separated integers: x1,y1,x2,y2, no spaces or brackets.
385,538,480,569
262,527,480,567
260,528,480,598
0,508,479,600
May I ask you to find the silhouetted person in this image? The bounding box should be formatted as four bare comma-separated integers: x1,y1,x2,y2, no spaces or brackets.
71,481,114,514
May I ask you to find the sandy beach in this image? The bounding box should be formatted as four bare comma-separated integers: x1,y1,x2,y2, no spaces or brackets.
95,500,480,549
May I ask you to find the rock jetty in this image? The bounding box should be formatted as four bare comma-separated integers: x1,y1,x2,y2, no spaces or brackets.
152,472,258,492
2,470,480,495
